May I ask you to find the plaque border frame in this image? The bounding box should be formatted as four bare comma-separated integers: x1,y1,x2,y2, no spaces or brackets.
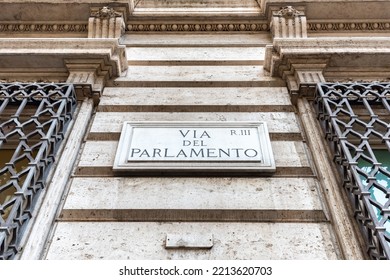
113,121,276,173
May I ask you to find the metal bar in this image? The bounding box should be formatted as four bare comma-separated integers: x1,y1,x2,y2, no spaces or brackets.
0,83,76,259
314,82,390,259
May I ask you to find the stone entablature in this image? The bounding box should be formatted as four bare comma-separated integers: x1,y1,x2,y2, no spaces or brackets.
0,1,389,37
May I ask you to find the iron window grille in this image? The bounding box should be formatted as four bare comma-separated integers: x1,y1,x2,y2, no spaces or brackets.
315,82,390,260
0,83,77,260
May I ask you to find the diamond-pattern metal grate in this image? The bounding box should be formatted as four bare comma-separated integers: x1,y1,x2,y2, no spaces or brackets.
315,82,390,259
0,83,76,259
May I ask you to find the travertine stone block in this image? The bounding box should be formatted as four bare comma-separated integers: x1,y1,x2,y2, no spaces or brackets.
75,140,312,176
126,47,265,65
133,0,261,17
111,65,285,87
88,112,301,140
98,87,292,112
62,177,324,222
45,222,339,260
63,177,322,210
122,65,274,81
121,34,272,47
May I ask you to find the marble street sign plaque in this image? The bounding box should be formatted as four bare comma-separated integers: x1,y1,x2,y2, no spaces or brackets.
113,122,275,173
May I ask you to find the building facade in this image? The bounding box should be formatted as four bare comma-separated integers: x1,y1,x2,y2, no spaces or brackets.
0,0,389,260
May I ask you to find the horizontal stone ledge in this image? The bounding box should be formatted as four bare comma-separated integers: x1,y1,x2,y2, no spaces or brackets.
128,60,264,66
121,34,272,47
89,112,300,135
46,222,338,260
75,140,312,176
64,177,323,211
59,209,327,223
87,132,302,141
74,166,313,177
109,80,286,87
98,87,293,112
132,8,261,18
97,104,294,113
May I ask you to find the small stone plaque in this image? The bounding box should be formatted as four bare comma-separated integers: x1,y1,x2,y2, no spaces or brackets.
165,233,214,249
113,122,275,173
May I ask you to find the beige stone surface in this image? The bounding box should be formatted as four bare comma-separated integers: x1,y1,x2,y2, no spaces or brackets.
134,0,261,17
76,140,312,176
88,112,301,140
120,65,275,82
121,34,272,47
0,38,127,82
137,0,260,8
45,222,339,260
63,177,323,211
98,87,293,112
126,47,265,65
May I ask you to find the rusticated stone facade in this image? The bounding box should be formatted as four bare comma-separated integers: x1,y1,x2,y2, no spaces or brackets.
0,0,389,260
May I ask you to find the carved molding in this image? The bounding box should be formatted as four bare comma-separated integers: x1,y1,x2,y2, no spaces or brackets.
126,22,269,32
1,20,388,35
270,6,307,38
0,22,87,34
308,21,390,32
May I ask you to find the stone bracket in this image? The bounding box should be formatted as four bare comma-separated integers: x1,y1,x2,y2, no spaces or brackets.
65,58,114,105
66,71,100,104
286,69,326,104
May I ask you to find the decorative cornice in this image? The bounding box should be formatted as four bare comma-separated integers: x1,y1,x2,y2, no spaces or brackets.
126,22,270,32
1,21,388,35
308,21,390,32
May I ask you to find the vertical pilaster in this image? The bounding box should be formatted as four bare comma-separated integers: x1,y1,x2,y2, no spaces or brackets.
20,97,95,260
89,7,125,39
271,6,307,39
